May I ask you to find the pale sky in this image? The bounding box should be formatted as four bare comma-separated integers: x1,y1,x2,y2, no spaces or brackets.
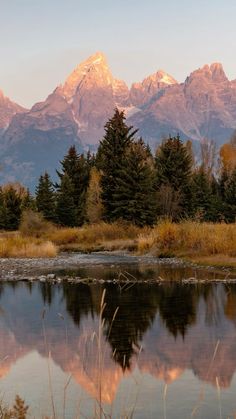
1,0,236,108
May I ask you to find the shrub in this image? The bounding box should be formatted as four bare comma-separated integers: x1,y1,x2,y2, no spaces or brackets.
137,220,236,257
19,210,55,238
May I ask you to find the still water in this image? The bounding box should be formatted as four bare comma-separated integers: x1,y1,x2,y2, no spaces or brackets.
0,262,236,418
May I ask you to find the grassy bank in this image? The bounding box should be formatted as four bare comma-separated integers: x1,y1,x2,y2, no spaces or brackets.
47,222,145,252
0,220,235,269
0,222,145,258
0,235,57,258
138,220,236,268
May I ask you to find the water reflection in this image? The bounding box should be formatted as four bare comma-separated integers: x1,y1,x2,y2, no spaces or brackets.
0,274,236,417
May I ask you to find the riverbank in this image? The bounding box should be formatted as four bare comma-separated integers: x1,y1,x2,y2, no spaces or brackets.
0,251,235,283
0,221,236,272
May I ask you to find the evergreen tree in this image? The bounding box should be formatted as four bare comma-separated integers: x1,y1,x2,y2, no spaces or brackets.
86,150,96,169
145,142,153,159
224,168,236,222
57,146,90,225
218,138,236,221
97,108,138,221
35,172,56,222
112,141,156,226
219,168,229,201
208,175,224,222
155,135,193,218
4,187,22,230
56,174,77,227
191,168,212,220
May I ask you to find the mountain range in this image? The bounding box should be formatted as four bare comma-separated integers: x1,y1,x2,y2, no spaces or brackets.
1,52,236,188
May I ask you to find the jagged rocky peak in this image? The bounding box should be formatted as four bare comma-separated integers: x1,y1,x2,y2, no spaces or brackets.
58,51,130,108
112,78,130,106
0,88,26,130
187,62,228,84
153,70,177,85
210,62,228,82
61,52,113,99
130,69,177,106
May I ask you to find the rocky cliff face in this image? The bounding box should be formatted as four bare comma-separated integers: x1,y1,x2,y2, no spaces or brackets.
0,90,81,187
130,63,236,146
3,52,130,149
0,52,132,186
0,89,25,132
130,70,177,106
57,52,130,144
1,54,236,187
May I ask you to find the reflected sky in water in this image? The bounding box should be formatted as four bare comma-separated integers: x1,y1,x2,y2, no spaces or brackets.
0,270,236,418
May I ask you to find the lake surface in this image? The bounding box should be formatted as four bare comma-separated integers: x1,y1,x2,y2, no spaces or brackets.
0,259,236,418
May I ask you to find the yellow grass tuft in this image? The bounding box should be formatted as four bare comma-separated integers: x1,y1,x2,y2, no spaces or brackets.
48,227,80,245
0,235,57,258
137,231,157,253
75,222,143,243
47,222,147,251
137,220,236,259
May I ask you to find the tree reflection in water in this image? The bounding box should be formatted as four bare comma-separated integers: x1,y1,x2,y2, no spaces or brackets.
1,275,236,393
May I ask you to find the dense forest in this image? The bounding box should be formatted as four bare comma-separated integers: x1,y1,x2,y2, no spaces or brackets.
0,108,236,231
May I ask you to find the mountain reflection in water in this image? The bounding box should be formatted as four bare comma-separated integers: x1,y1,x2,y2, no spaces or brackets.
0,272,236,417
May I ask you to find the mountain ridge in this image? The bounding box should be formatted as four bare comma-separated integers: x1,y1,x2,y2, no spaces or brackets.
0,89,26,134
1,52,236,187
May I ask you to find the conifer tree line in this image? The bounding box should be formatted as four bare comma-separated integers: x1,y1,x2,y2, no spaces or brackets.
0,108,235,230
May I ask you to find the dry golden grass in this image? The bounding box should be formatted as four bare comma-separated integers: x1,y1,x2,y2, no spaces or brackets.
0,231,18,239
95,238,137,251
138,231,157,253
47,227,80,245
137,220,236,260
0,395,29,418
0,221,147,257
75,222,144,244
0,235,57,258
1,218,236,267
47,222,147,251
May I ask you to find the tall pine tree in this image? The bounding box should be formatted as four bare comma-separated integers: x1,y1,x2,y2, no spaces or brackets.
219,140,236,221
155,135,193,219
112,140,156,226
191,167,212,220
97,108,138,221
4,187,22,230
223,168,236,222
35,172,56,222
56,174,77,227
57,146,90,225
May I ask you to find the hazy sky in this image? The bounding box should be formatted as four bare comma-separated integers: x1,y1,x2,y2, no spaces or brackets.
1,0,236,108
